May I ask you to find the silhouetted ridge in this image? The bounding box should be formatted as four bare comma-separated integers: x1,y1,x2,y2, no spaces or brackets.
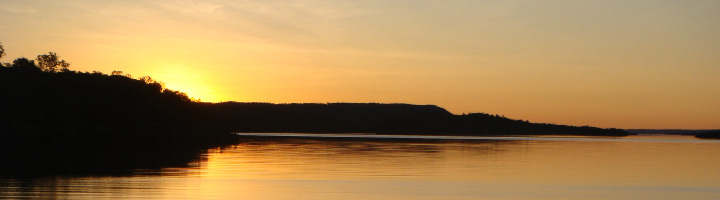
625,129,720,136
0,46,627,175
0,67,223,145
696,130,720,139
202,102,454,134
0,56,235,175
201,102,627,136
0,62,627,149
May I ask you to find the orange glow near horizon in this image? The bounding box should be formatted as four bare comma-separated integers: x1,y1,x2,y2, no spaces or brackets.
1,0,719,129
145,63,221,102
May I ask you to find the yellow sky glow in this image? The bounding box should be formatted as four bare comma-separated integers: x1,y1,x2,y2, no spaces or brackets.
1,0,719,129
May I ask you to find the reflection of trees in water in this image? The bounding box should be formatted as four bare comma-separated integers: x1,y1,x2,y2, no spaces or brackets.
1,175,168,199
0,138,524,197
234,137,520,154
226,138,525,174
0,145,222,198
0,144,234,198
0,145,215,177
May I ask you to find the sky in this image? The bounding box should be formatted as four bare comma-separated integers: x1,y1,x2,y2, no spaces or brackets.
1,0,719,129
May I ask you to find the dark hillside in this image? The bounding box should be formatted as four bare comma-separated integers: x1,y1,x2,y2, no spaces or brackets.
696,131,720,139
1,61,627,150
202,102,628,136
0,62,236,175
201,102,453,134
0,51,627,175
0,66,233,148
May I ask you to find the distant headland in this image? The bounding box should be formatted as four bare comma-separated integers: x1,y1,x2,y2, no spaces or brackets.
624,129,720,139
0,53,628,141
0,45,630,175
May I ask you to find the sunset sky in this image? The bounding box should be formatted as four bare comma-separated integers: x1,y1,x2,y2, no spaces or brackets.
1,0,718,129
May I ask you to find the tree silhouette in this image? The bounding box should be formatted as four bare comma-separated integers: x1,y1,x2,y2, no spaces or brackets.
11,57,39,71
0,42,8,67
36,52,70,72
0,42,5,60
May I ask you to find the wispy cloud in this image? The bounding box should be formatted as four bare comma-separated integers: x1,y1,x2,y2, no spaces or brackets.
1,5,37,13
153,0,225,17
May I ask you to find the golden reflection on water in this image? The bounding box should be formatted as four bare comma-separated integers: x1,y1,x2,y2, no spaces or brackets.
2,135,720,199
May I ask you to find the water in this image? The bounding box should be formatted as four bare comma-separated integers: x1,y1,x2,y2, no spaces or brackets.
2,134,720,199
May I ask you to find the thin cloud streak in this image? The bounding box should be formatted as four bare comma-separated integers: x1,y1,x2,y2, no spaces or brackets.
1,0,719,129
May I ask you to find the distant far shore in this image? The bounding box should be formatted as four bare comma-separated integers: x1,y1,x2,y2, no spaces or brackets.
625,129,720,135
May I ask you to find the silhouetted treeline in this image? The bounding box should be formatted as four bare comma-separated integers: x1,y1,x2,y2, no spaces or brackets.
696,130,720,139
1,56,627,152
0,60,235,145
623,129,720,139
200,102,627,136
0,46,627,175
0,56,236,175
624,129,719,135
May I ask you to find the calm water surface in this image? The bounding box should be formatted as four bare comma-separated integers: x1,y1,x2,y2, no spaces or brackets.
2,134,720,199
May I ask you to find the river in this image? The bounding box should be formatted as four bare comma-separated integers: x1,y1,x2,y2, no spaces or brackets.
2,134,719,199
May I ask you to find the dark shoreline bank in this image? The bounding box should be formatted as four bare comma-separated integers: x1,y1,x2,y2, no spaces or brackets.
1,60,627,177
696,131,720,139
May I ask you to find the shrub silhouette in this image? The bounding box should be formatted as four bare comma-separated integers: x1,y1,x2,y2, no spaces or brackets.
0,42,5,60
36,52,71,72
696,130,720,139
0,44,628,175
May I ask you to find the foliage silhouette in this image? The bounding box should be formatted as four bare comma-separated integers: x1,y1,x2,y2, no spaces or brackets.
36,52,71,72
10,57,40,72
0,50,235,176
696,130,720,139
0,42,5,60
201,102,627,136
0,45,628,176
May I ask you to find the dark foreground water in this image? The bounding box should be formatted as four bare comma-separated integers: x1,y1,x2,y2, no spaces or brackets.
2,134,719,199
